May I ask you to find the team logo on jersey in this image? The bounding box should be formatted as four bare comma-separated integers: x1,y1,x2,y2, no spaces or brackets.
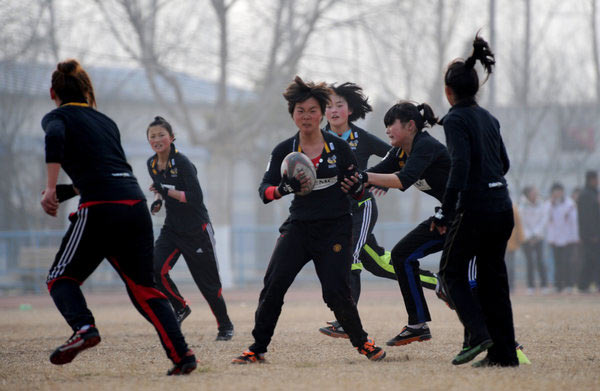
333,243,342,253
327,155,337,168
170,168,178,176
348,139,358,149
398,160,405,169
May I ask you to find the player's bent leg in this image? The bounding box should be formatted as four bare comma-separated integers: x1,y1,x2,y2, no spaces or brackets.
247,226,309,357
153,234,188,316
48,278,96,332
418,269,438,290
361,240,397,281
46,214,104,366
318,266,360,339
181,225,234,337
314,249,386,360
48,279,101,364
108,256,192,369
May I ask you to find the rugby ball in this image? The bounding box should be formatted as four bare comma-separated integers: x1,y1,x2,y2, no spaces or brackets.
280,152,317,196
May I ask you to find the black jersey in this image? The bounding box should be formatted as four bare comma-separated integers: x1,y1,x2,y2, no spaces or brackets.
325,123,391,204
259,130,358,221
42,103,144,203
325,123,391,170
441,100,511,212
367,131,450,203
147,144,210,233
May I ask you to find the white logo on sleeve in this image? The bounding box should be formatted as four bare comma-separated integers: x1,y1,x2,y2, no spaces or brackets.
196,248,203,253
265,155,272,172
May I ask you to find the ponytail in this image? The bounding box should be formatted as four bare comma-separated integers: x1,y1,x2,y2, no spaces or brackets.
444,33,495,101
416,103,438,127
465,35,495,78
384,101,438,131
51,59,96,108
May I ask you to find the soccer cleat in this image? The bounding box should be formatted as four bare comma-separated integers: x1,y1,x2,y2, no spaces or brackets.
167,350,197,375
515,342,531,365
231,350,265,364
472,355,519,368
357,339,386,361
175,306,191,325
216,325,234,341
451,339,493,365
318,320,349,339
49,325,101,365
386,325,432,346
435,282,455,310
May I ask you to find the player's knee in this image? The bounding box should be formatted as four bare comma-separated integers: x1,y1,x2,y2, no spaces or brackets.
322,287,347,309
390,252,410,271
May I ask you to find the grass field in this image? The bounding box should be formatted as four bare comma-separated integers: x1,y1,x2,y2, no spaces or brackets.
1,282,599,391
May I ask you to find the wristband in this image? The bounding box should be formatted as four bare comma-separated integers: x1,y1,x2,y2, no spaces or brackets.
56,184,78,203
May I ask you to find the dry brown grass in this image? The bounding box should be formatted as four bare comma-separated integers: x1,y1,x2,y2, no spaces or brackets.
1,282,599,391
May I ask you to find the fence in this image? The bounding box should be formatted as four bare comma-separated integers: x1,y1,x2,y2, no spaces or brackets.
0,223,537,294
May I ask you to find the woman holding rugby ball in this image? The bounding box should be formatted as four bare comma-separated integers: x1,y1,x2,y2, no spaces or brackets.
232,76,385,364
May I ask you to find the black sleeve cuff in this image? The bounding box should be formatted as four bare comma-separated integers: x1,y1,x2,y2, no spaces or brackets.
395,172,412,192
441,187,459,216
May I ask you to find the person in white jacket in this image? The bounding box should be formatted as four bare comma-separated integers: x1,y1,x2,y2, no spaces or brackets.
545,183,579,293
520,186,549,293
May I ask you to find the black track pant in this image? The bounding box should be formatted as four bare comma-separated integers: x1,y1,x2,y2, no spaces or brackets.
551,244,576,292
249,215,369,353
349,198,438,305
521,240,547,288
154,224,232,329
391,218,444,325
46,202,190,364
439,209,517,365
578,241,600,291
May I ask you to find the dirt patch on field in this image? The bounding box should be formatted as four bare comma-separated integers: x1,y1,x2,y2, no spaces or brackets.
1,282,599,391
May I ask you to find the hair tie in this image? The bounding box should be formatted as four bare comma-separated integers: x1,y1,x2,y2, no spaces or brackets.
465,56,476,70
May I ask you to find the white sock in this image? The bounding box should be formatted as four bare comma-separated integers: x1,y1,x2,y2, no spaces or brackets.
408,323,426,329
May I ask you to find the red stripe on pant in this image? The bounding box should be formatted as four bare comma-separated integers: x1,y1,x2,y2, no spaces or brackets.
160,249,187,308
109,257,181,363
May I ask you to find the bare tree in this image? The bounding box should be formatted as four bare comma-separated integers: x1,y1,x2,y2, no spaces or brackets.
240,0,343,146
93,0,204,144
209,0,239,136
427,0,462,109
593,0,600,104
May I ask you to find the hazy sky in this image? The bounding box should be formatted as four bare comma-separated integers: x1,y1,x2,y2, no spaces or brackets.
3,0,595,106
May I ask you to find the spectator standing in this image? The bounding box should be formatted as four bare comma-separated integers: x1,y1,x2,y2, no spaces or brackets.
506,203,525,291
520,186,548,294
545,183,579,293
577,171,600,293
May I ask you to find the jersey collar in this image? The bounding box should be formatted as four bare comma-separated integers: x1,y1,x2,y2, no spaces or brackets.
294,130,331,154
151,144,179,174
325,123,354,141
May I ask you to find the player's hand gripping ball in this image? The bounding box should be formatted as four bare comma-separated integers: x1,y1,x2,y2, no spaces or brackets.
280,152,317,196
